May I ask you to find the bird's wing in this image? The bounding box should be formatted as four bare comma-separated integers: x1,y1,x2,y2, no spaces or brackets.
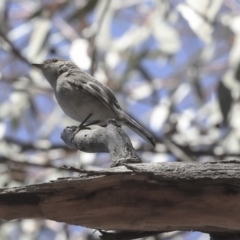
67,70,122,114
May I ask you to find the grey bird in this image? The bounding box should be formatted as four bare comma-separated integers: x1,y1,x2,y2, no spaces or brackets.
32,58,155,147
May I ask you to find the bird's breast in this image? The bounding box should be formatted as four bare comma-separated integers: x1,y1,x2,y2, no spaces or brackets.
54,80,116,124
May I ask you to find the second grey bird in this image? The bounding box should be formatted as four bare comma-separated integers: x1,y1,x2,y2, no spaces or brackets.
32,58,155,147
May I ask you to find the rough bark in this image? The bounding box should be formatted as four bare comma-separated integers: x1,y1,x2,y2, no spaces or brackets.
0,161,240,234
61,119,141,167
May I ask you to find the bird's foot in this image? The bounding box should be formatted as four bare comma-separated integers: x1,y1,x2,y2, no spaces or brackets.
70,114,100,143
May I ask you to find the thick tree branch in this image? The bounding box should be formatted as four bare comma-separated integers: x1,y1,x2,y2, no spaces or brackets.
61,119,141,167
1,161,240,235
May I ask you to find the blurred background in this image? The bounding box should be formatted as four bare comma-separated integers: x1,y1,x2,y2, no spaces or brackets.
0,0,240,239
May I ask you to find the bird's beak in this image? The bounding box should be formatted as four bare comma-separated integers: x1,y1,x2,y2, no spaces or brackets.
32,63,44,70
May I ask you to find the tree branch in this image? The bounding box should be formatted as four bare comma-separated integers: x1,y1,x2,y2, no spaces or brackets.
61,119,141,167
1,161,240,235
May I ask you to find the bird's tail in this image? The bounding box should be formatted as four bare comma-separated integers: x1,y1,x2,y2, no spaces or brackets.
122,112,155,147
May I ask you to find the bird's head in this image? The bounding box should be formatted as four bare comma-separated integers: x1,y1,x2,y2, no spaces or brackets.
32,58,77,87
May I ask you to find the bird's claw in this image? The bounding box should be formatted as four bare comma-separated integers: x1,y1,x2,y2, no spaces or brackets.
70,125,91,143
70,113,100,143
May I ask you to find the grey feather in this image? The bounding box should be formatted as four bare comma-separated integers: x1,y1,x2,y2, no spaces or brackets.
32,58,155,147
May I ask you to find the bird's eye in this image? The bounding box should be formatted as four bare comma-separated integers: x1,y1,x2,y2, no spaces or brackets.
52,59,58,62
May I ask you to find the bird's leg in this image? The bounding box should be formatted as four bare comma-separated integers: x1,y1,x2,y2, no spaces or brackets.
71,113,100,143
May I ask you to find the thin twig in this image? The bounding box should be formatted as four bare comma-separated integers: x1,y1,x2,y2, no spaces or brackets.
60,165,132,176
0,30,31,66
90,1,110,75
99,230,162,240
